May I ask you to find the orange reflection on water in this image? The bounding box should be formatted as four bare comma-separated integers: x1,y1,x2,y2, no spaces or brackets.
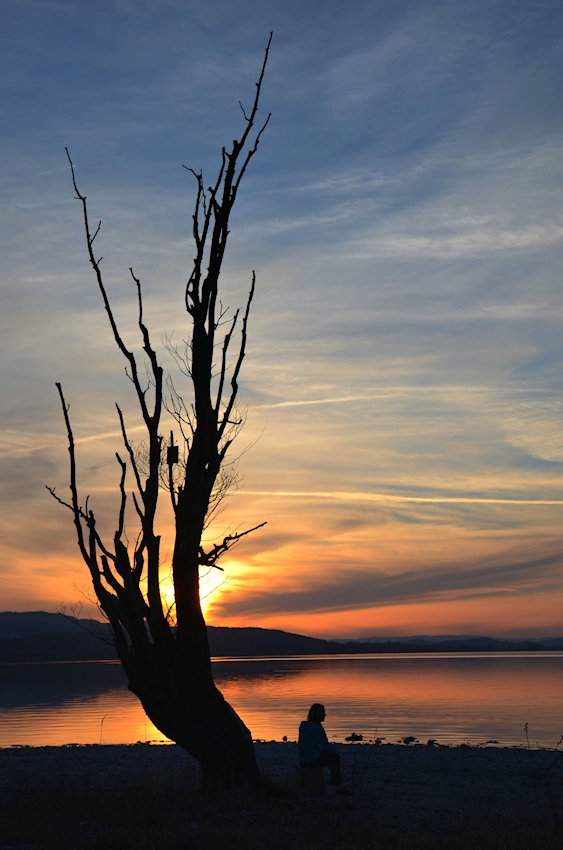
0,689,168,748
1,654,562,749
214,654,563,745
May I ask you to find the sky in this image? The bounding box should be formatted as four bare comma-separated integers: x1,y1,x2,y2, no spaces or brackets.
1,0,562,639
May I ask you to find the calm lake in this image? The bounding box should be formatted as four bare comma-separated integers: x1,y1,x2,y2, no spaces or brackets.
1,653,562,749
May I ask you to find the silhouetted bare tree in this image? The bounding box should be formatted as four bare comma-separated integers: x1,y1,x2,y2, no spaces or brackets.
48,35,272,793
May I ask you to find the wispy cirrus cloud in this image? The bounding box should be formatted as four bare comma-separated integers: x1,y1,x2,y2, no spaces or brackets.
238,490,563,506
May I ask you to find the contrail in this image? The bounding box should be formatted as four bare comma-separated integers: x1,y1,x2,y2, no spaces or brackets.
239,490,563,506
74,425,146,444
252,386,497,409
254,394,394,409
34,157,117,177
34,165,74,176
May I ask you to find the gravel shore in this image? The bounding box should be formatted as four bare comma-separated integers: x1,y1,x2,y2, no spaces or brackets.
2,741,562,835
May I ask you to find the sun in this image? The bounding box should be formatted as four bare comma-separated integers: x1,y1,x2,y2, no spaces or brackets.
156,568,226,623
199,567,228,619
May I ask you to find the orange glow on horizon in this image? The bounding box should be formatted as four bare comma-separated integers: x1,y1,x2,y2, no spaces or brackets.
205,593,563,640
7,539,563,640
6,455,563,640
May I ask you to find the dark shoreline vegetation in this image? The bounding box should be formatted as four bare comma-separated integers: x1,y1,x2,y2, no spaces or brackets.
2,742,563,850
3,792,563,850
2,612,562,663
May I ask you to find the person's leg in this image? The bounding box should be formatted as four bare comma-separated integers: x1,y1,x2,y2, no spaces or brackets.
314,751,341,785
324,752,342,786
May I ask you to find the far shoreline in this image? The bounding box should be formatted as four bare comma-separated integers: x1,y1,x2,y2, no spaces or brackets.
3,613,563,663
3,648,563,665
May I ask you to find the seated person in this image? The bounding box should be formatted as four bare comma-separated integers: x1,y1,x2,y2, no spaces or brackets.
298,703,350,794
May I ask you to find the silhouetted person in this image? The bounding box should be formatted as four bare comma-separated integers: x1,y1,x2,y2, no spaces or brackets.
298,703,350,794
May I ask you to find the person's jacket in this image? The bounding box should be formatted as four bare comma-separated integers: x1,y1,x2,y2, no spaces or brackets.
298,720,338,764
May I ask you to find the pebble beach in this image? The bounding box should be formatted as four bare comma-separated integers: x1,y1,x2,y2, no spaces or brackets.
2,740,563,836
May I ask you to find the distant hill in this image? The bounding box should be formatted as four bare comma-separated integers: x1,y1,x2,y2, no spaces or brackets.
1,611,562,662
0,612,116,662
341,634,563,649
339,634,489,644
0,613,358,662
0,611,112,639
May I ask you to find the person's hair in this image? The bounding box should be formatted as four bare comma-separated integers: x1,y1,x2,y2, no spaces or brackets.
307,703,325,722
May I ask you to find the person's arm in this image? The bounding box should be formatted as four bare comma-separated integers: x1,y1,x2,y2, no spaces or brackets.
318,723,338,754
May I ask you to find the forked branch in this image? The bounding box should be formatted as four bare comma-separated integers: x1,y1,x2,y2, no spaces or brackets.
198,521,267,569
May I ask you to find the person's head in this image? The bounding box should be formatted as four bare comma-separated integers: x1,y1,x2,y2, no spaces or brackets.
307,703,326,723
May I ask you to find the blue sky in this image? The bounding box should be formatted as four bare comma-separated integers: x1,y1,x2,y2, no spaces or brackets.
1,0,562,637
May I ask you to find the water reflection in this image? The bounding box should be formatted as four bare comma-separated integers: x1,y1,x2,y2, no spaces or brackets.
215,654,563,746
1,654,562,748
0,660,127,709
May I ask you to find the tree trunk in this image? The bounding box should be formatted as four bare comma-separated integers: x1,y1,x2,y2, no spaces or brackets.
119,631,261,793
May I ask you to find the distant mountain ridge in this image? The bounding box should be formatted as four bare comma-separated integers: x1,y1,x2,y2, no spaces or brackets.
340,634,490,643
0,612,111,638
1,611,562,662
340,634,563,648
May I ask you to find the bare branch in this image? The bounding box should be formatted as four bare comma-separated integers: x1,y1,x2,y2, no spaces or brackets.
215,310,239,415
235,32,272,151
198,521,267,569
167,430,178,513
218,272,255,442
132,490,145,525
231,112,271,200
59,603,116,648
53,383,90,564
115,453,127,539
46,485,80,514
116,404,144,501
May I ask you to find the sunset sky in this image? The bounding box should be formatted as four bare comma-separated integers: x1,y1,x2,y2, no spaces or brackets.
1,0,562,639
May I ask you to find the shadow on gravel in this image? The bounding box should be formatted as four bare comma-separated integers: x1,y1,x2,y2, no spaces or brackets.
1,789,563,850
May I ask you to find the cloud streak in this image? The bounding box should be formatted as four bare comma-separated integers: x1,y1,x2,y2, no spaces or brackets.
252,386,494,409
214,544,563,618
239,491,563,506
